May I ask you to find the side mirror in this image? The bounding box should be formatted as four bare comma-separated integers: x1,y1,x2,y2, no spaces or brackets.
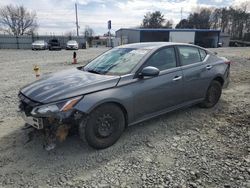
218,42,222,47
139,66,160,78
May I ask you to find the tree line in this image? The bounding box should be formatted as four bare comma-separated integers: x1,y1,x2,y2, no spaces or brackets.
141,3,250,41
1,3,249,41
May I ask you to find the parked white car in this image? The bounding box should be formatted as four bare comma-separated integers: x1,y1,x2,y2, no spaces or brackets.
31,40,47,50
66,40,79,50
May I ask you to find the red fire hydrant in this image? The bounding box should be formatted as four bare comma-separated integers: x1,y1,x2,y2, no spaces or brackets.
72,51,77,64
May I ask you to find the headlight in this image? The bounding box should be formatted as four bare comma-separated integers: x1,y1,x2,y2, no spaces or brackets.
36,105,59,114
31,96,82,116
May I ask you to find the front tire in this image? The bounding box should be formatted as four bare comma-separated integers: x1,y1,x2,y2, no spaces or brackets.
199,80,222,108
79,104,125,149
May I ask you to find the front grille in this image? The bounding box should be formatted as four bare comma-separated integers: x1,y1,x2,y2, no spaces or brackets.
18,93,41,116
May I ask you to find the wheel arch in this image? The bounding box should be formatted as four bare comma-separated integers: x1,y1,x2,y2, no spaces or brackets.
203,75,224,99
76,100,129,127
213,75,224,86
100,101,129,127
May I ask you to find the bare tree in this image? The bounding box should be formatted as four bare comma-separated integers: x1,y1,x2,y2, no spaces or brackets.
82,26,94,46
0,4,38,35
209,4,250,39
83,25,94,38
175,2,250,40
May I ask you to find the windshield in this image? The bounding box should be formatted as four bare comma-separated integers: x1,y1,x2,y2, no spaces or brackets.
68,40,77,44
83,48,149,75
50,39,58,43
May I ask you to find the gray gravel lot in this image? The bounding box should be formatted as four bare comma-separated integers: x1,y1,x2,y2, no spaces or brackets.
0,47,249,188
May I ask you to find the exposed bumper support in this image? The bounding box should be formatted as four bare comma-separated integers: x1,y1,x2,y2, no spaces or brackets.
19,111,44,129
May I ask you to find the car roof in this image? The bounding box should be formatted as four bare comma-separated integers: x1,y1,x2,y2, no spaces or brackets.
117,42,202,50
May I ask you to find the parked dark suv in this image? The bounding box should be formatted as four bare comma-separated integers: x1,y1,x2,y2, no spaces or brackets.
18,42,230,150
48,38,62,50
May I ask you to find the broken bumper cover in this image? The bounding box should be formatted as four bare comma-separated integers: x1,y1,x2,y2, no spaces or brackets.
18,93,85,150
18,93,83,129
18,106,77,130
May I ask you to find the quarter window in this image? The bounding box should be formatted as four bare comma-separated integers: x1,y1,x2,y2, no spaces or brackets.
178,46,201,66
144,47,177,71
199,49,207,61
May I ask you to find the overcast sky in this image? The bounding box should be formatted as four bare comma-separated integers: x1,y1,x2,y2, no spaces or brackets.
0,0,248,36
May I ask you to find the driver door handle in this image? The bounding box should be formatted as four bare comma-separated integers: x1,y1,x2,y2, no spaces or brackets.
206,65,213,70
173,76,182,81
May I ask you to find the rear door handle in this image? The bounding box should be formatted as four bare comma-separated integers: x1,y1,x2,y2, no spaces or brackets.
173,76,182,81
206,65,213,70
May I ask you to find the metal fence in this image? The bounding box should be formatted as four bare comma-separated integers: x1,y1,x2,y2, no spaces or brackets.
0,34,86,49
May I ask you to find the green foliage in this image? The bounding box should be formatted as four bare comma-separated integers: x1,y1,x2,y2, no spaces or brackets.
175,19,191,29
141,11,173,28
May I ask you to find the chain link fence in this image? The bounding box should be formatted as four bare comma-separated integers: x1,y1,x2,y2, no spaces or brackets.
0,34,86,49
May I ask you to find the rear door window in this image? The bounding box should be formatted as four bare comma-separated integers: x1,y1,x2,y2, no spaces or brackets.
178,46,201,66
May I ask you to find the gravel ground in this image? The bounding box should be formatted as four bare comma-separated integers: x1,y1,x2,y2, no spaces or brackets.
0,47,249,188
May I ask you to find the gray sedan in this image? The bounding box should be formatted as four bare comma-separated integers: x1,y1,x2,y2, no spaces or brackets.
18,42,230,150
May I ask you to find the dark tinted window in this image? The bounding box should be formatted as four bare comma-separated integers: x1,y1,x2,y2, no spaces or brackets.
144,47,176,71
199,49,207,61
178,46,201,66
50,39,59,43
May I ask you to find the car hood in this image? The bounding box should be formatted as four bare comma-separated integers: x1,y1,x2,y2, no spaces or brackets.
20,68,120,104
67,42,77,45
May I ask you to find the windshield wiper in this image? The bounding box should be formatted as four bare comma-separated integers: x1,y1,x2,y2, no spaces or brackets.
85,69,102,75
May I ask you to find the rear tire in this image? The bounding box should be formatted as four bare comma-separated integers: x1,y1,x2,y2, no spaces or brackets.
199,80,222,108
79,104,125,149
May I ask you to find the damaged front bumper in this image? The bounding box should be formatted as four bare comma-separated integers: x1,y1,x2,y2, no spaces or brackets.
18,93,84,150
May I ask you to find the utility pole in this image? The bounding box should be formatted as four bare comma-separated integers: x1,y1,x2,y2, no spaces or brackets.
181,7,183,20
180,7,183,28
108,20,111,47
75,3,79,36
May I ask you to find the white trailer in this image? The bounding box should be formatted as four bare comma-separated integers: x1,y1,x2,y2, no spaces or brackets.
169,31,195,44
